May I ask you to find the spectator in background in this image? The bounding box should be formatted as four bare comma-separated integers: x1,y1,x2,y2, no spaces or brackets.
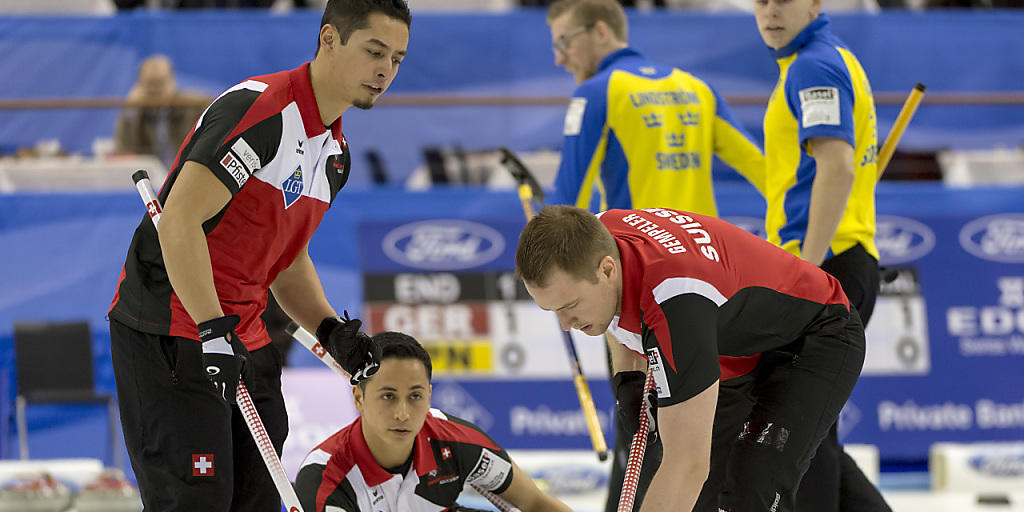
115,0,282,7
113,55,208,168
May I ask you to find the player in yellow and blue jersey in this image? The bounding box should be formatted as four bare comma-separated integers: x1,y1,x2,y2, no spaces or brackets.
546,0,765,215
545,2,767,511
754,0,891,511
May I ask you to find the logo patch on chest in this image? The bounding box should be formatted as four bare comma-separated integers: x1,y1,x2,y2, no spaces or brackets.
281,166,304,208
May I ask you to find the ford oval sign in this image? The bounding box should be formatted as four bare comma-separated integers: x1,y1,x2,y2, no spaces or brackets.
382,219,505,270
876,215,935,265
532,465,609,495
969,453,1024,478
959,214,1024,263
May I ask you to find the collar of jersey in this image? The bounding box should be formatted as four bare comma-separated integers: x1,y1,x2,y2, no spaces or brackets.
614,233,644,333
351,417,438,487
289,62,341,139
768,14,830,60
596,47,644,76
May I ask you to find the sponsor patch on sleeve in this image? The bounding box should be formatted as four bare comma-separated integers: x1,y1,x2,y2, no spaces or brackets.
799,86,841,128
563,97,587,136
646,348,671,399
466,449,512,491
230,137,261,172
219,152,250,189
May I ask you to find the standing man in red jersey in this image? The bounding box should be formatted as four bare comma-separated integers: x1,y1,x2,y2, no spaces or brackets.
107,1,410,509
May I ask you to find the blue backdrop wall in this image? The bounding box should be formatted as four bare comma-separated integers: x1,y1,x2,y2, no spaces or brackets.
2,10,1023,185
2,183,1023,465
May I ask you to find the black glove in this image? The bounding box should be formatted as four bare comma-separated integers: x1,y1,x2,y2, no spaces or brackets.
613,371,657,442
317,311,382,385
197,315,252,404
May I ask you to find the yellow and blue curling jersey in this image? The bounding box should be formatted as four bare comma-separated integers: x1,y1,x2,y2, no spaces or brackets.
549,48,765,215
763,15,879,260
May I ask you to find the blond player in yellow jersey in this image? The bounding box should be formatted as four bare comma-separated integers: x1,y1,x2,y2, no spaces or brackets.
754,0,889,510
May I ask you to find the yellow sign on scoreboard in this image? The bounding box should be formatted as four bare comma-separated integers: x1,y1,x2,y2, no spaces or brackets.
423,339,493,374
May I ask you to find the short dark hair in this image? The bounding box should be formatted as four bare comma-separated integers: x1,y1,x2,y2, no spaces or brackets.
358,331,432,389
317,0,412,54
516,205,619,288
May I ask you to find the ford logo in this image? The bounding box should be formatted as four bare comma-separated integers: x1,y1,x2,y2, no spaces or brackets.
875,215,935,265
969,453,1024,478
722,216,766,240
382,220,505,270
960,214,1024,263
532,466,609,495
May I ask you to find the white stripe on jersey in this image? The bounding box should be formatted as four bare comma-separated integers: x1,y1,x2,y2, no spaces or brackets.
195,79,269,129
346,462,441,512
300,448,331,469
652,277,727,306
249,102,334,204
608,316,643,355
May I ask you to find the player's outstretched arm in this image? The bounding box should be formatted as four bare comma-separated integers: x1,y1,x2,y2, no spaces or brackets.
497,460,572,512
638,380,718,512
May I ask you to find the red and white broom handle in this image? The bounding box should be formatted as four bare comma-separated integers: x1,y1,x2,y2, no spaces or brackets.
617,371,656,512
132,170,304,512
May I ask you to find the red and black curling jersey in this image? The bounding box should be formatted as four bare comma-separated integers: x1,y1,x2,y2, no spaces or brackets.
295,409,515,512
109,63,351,351
602,208,849,406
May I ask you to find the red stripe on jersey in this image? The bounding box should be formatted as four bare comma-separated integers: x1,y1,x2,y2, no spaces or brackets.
223,74,292,145
109,266,127,313
227,63,334,143
415,413,501,478
422,413,500,452
608,208,849,374
720,355,760,380
316,426,358,512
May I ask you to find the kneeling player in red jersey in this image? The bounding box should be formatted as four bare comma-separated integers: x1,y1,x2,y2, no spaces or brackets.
295,331,573,512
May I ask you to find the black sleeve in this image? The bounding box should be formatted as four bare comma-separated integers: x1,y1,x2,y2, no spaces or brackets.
442,413,515,495
647,293,722,407
182,89,282,195
295,463,360,512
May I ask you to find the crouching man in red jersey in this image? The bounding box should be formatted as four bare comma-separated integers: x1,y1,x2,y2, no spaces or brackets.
295,331,573,512
516,205,865,512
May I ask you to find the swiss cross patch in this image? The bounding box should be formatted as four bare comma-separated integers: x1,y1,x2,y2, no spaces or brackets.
312,342,326,357
441,447,452,459
192,454,214,477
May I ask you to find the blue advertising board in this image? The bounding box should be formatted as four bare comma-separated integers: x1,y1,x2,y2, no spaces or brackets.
1,184,1021,461
354,185,1024,458
357,218,523,273
430,378,616,451
840,209,1024,458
